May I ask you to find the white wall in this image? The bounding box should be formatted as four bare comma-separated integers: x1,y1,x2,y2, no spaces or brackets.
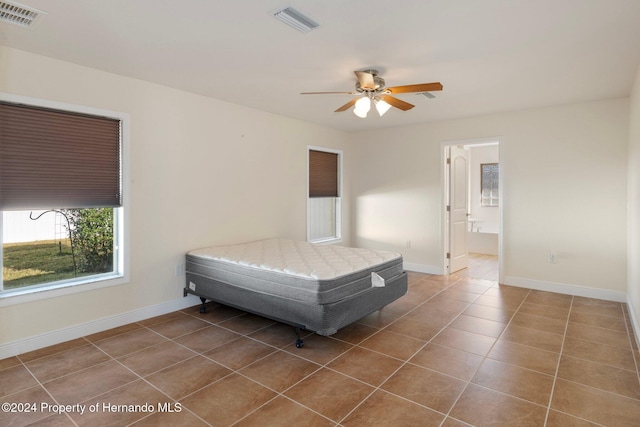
627,65,640,344
0,45,635,354
350,98,629,298
0,47,351,349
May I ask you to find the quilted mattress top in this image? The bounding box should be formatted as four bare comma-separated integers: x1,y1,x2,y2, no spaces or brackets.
187,238,402,281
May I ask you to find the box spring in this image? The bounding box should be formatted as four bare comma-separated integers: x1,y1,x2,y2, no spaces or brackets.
185,271,407,335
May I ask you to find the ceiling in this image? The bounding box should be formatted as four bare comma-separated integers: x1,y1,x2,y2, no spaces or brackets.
2,0,640,132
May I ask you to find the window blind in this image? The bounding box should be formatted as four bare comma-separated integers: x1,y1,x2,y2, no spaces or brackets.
0,101,121,210
309,149,338,198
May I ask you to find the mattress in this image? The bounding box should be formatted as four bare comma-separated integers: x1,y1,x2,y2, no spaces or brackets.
186,238,404,305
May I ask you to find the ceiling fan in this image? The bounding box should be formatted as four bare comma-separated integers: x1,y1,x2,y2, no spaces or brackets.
301,69,443,118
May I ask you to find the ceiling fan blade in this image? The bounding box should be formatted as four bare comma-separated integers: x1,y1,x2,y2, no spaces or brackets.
301,91,358,95
354,70,376,90
386,82,443,94
380,95,414,111
334,98,359,112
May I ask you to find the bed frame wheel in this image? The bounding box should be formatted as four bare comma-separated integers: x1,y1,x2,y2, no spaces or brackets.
294,326,304,348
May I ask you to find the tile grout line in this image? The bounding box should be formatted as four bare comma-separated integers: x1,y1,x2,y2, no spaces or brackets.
437,287,532,426
542,295,574,427
81,326,215,427
331,275,513,425
14,335,95,365
334,275,478,425
88,335,211,426
124,308,340,425
92,320,228,426
16,357,80,426
294,278,461,425
189,318,342,426
225,346,341,426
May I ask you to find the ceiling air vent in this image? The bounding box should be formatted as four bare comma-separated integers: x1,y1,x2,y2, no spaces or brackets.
0,1,46,27
272,7,319,33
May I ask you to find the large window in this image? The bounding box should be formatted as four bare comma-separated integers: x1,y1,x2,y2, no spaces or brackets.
307,147,342,243
0,95,128,299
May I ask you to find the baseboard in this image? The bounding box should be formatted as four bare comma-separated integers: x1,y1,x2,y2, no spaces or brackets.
0,295,201,360
502,276,627,302
625,295,640,350
403,262,444,275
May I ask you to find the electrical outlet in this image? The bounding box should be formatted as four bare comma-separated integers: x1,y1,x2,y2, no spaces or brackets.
175,263,185,276
548,252,558,263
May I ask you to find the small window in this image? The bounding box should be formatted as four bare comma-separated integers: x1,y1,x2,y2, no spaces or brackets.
307,147,342,243
481,163,499,207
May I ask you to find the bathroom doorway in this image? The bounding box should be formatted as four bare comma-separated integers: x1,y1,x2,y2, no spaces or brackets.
443,138,501,281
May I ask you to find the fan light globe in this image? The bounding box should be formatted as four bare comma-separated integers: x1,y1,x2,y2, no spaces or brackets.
375,99,392,116
354,108,367,118
353,96,371,118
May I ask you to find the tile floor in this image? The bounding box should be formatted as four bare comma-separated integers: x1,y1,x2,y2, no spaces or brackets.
1,254,639,426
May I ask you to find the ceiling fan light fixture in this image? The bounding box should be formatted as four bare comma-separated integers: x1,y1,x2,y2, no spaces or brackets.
302,69,443,119
353,97,371,118
375,98,392,117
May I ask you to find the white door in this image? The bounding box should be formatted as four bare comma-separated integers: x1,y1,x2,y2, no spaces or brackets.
449,145,469,273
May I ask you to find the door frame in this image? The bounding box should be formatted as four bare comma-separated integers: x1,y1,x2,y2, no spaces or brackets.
441,137,504,282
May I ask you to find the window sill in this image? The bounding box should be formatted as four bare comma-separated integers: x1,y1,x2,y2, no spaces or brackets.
0,273,128,307
309,237,343,245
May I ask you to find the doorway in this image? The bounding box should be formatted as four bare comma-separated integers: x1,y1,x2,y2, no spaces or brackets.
443,139,502,280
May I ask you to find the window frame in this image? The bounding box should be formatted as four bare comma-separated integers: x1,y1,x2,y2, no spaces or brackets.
307,146,342,244
0,93,130,306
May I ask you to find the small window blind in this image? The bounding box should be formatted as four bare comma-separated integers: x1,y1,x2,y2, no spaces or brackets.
309,149,338,198
0,101,121,210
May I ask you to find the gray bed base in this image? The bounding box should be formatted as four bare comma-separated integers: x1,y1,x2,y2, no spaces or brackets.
183,270,407,346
